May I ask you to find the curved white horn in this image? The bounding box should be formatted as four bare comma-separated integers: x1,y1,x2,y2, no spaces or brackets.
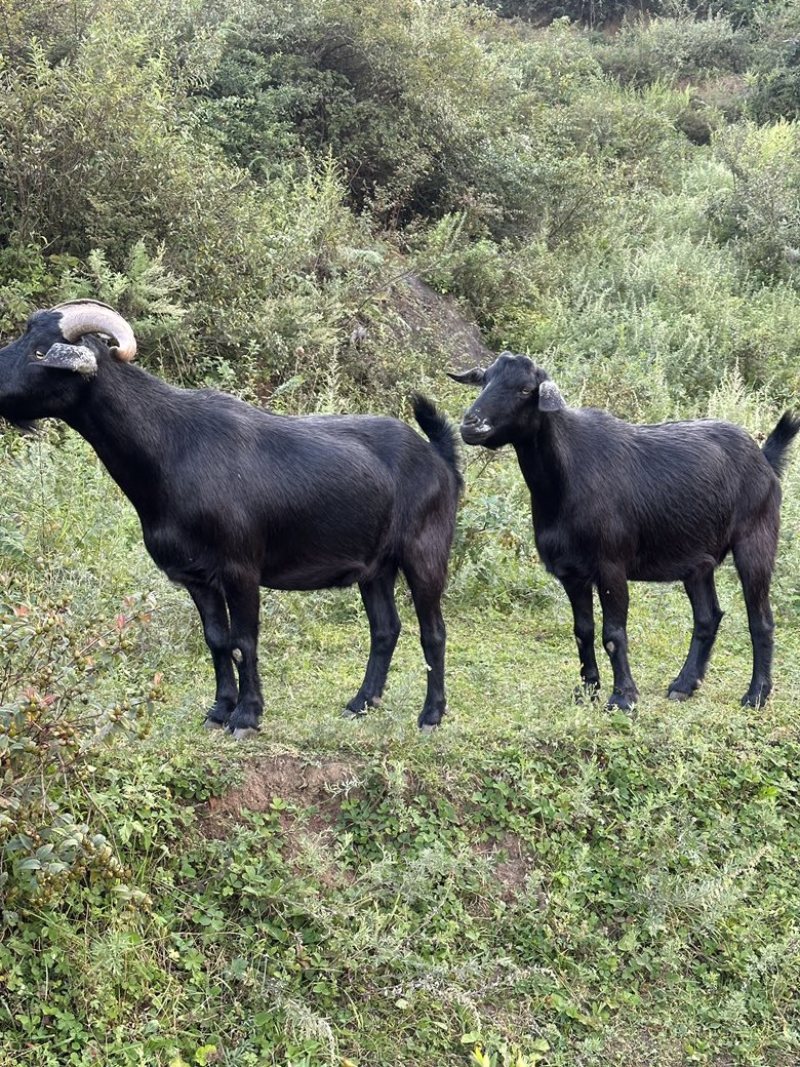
52,300,137,362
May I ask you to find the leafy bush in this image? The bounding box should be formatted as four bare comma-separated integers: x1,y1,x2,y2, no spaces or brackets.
0,1,395,395
483,0,645,26
197,0,510,225
599,11,750,87
483,0,769,28
193,0,611,241
560,79,685,185
505,16,603,104
746,2,800,122
709,120,800,282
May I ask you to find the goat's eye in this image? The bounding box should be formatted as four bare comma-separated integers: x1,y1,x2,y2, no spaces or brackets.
34,350,46,359
519,387,533,397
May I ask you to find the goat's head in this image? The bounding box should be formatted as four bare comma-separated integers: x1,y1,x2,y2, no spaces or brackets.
449,352,565,449
0,301,136,430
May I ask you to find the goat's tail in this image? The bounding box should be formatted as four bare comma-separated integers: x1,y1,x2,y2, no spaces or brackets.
412,393,463,494
762,411,800,479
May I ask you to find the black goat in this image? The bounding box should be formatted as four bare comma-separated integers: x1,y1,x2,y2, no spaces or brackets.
0,302,462,736
451,352,799,710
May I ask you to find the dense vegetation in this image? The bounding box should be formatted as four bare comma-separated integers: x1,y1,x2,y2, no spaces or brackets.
2,1,800,1064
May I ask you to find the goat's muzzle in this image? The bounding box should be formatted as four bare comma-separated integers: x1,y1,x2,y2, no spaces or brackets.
460,416,493,445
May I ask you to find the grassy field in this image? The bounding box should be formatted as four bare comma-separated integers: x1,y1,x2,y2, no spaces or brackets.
2,404,800,1067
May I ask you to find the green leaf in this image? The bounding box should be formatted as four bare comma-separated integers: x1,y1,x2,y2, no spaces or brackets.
16,858,42,871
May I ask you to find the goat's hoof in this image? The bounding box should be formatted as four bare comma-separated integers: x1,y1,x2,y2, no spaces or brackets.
667,688,691,702
343,693,383,719
418,705,446,733
741,688,771,708
230,726,260,741
607,691,637,714
203,717,227,730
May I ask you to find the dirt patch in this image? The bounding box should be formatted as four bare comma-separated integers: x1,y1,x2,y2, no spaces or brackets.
494,855,532,897
476,832,537,902
201,754,361,838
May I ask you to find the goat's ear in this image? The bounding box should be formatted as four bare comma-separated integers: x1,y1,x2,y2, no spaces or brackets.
538,380,566,412
447,367,486,387
37,343,98,378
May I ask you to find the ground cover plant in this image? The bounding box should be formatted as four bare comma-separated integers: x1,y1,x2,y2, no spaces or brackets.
2,1,800,1064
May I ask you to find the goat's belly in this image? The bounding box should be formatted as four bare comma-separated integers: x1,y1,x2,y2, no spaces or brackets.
628,562,694,582
628,549,724,583
261,558,379,591
538,535,725,585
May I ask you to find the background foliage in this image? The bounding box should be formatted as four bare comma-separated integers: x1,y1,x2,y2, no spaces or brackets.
2,0,800,1064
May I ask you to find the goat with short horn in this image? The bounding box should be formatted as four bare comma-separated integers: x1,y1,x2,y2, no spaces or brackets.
452,351,799,711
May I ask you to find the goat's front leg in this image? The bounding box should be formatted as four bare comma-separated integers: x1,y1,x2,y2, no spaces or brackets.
185,581,238,728
562,577,601,702
223,576,264,739
597,568,638,711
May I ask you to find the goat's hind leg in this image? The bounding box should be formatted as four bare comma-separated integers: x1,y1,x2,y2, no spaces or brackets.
345,567,401,718
186,581,238,728
224,577,264,739
403,553,449,733
668,567,723,701
734,533,776,708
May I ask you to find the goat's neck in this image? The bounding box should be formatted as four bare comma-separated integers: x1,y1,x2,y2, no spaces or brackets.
64,359,175,521
513,417,565,526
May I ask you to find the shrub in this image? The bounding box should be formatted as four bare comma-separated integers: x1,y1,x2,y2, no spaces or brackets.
709,119,800,282
0,0,393,395
483,1,769,26
483,0,648,26
194,0,611,242
507,16,603,104
598,11,750,88
197,0,511,226
479,156,800,415
675,97,716,144
747,2,800,123
560,79,685,186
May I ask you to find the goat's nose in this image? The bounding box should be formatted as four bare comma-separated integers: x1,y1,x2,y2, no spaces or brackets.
459,412,493,444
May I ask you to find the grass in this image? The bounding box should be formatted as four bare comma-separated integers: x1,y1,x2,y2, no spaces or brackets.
2,412,800,1066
